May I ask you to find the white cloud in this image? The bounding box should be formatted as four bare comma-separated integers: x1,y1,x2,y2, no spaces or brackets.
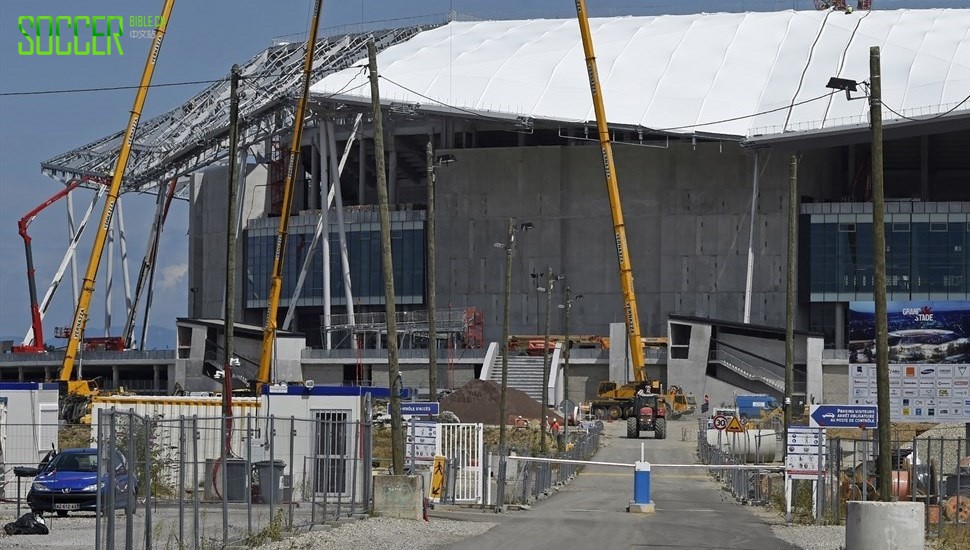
159,263,188,290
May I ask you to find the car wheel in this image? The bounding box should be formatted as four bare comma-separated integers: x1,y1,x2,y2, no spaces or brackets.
56,510,68,518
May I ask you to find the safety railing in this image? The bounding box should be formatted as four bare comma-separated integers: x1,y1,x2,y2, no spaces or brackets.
697,418,779,506
495,422,602,509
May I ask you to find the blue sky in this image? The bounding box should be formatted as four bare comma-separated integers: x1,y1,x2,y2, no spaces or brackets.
0,1,963,348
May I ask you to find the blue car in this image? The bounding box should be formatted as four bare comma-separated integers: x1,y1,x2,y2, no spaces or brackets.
27,448,137,517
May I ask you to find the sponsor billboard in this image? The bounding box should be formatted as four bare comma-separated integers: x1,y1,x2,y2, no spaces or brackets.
848,301,970,422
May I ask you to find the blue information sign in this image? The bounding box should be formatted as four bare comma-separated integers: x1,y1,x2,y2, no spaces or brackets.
809,404,877,428
400,402,440,416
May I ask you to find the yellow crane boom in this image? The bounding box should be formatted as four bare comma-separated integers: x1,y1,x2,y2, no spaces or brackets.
60,0,176,398
574,0,650,384
256,0,324,394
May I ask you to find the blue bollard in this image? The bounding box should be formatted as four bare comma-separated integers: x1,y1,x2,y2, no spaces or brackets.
628,461,656,513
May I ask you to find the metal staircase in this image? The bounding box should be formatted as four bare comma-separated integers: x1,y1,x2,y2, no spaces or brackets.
486,355,547,404
709,349,785,394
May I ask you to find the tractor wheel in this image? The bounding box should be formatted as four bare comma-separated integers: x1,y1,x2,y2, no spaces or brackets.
626,417,640,439
654,418,667,440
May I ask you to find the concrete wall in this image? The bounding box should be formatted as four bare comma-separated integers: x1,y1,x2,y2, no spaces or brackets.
188,163,267,321
667,322,712,397
433,143,834,345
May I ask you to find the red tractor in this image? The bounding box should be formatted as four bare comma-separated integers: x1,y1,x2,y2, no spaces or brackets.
626,393,667,440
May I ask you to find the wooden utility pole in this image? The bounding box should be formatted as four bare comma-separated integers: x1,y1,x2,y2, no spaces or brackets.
223,64,241,457
368,40,404,475
870,46,891,502
785,154,797,452
499,218,514,454
426,140,438,400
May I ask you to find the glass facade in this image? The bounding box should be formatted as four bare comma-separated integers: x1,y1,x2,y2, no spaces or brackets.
807,213,969,301
245,219,425,308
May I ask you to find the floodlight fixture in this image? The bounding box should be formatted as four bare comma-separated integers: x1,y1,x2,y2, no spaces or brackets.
435,153,457,166
826,76,862,100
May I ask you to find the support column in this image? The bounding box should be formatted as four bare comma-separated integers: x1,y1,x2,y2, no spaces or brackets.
358,133,366,205
743,151,761,324
310,137,321,210
320,125,332,349
834,303,845,350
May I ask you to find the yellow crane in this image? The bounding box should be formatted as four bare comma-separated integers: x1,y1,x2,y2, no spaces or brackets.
574,0,659,394
256,0,324,394
59,0,176,423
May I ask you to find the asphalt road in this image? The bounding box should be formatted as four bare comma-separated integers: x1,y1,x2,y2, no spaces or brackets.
442,418,799,550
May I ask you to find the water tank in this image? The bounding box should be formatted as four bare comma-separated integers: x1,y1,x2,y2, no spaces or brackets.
706,429,778,463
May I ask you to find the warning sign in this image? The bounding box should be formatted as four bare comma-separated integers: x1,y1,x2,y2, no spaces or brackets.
725,416,745,433
428,455,446,502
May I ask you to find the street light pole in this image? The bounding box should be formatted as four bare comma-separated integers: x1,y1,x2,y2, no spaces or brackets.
426,140,438,401
559,287,583,404
539,266,563,455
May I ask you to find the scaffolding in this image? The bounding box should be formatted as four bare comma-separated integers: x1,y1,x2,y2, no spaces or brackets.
40,22,439,198
322,307,483,350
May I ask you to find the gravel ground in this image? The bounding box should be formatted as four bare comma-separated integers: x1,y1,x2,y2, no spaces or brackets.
256,517,497,550
749,504,847,550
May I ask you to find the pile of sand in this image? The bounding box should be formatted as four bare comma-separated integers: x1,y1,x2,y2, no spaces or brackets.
439,379,562,426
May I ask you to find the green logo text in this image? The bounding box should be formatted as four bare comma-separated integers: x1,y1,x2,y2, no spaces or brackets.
18,16,124,56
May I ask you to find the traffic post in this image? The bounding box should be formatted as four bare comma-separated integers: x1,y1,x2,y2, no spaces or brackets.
628,461,655,514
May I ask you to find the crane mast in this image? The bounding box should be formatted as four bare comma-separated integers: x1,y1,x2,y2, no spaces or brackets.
60,0,176,396
574,0,649,383
256,0,324,394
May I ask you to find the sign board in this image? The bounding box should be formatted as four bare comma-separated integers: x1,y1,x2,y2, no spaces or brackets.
405,420,438,462
848,301,970,422
400,402,440,416
725,416,745,433
785,426,826,479
809,404,877,428
428,455,446,502
712,415,728,431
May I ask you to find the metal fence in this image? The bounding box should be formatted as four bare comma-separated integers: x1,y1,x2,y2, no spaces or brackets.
696,418,779,505
698,419,970,541
94,409,373,549
818,434,970,539
495,423,602,508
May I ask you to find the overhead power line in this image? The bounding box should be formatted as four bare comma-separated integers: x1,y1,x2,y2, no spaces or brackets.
0,78,227,97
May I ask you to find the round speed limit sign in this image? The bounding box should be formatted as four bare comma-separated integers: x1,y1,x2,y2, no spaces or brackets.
712,415,728,431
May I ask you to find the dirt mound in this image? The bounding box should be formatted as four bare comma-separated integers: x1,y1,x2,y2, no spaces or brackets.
439,379,562,426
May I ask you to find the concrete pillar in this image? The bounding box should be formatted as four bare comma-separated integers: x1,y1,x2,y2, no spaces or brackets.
153,364,160,393
845,501,924,550
112,365,119,391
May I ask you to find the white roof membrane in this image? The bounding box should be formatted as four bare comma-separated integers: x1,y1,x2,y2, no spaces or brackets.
311,9,970,138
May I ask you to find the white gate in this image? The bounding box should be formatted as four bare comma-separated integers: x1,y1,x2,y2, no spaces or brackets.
436,423,484,504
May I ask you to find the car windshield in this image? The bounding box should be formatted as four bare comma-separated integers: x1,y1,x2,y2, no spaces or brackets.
48,452,98,472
